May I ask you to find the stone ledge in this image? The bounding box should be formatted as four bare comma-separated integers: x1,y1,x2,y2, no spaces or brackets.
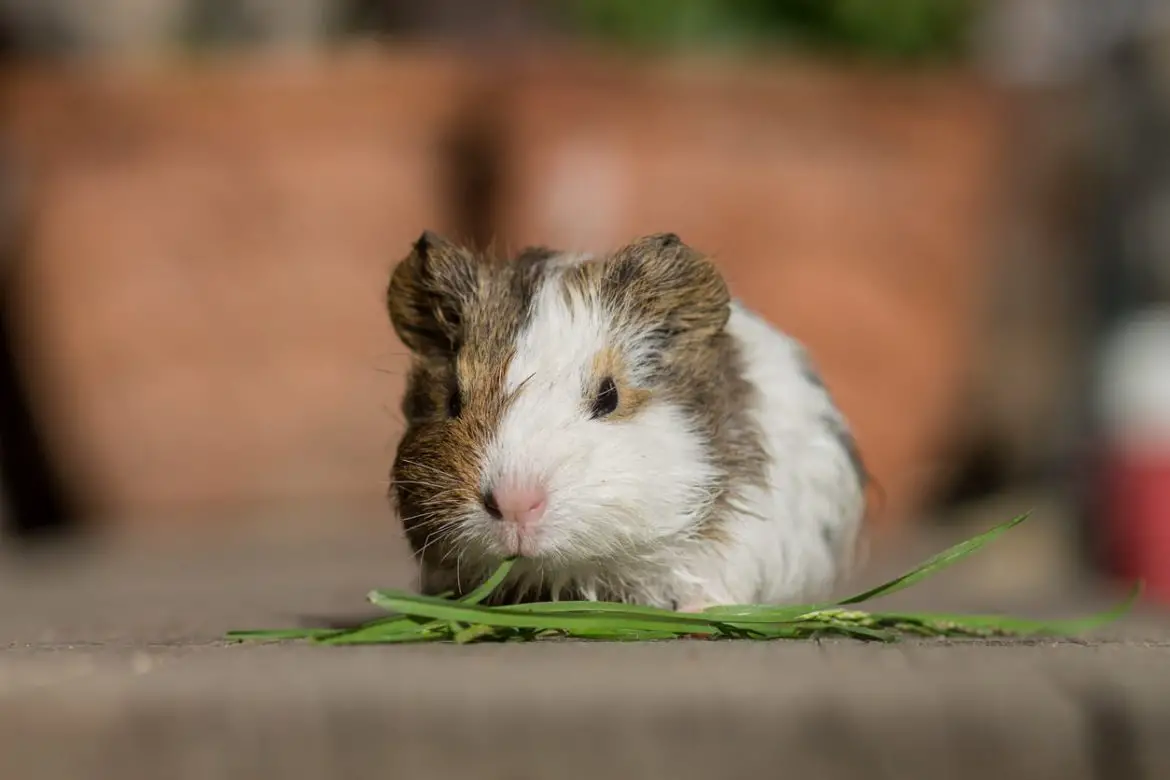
2,641,1169,780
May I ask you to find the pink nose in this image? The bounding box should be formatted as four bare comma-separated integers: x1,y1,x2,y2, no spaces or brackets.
485,483,548,526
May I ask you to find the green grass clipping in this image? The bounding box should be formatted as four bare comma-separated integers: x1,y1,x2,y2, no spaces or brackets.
226,514,1142,645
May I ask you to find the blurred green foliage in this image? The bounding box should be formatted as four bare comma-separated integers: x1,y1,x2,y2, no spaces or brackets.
564,0,975,62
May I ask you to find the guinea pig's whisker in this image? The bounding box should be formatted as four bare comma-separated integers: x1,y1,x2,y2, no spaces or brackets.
415,526,462,560
397,504,447,522
402,512,446,532
407,513,460,532
455,550,468,594
399,497,456,513
390,480,450,491
410,508,454,523
400,501,460,520
399,458,466,483
391,480,467,507
439,546,460,567
418,490,464,506
397,505,464,531
505,372,538,406
439,520,480,562
392,480,459,496
412,508,463,526
412,470,457,487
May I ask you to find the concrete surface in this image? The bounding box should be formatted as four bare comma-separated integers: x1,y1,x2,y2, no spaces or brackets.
2,516,1169,780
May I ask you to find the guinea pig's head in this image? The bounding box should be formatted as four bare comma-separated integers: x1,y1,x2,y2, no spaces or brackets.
387,231,732,566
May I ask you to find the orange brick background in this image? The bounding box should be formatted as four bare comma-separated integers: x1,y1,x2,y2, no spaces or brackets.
0,47,1012,534
3,51,470,523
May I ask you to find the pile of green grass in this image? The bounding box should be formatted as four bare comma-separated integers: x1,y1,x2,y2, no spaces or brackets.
226,514,1141,645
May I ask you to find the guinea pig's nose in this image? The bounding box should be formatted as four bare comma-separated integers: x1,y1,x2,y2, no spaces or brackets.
483,483,547,526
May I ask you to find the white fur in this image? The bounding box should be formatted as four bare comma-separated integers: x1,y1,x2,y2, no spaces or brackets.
689,304,867,606
429,259,865,609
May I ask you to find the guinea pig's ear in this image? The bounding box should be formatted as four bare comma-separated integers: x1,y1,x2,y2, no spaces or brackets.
605,232,730,340
387,230,479,355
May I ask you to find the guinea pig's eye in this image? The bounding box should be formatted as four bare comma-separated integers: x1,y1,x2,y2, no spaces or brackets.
591,376,619,419
447,383,462,419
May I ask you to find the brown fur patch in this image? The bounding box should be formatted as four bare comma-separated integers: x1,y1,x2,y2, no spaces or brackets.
388,234,552,568
676,332,767,543
564,233,730,351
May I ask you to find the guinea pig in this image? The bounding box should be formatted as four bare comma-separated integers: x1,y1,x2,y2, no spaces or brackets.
386,230,868,611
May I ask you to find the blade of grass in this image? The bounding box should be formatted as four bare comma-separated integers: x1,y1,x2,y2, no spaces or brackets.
314,618,440,645
697,604,831,620
319,626,447,644
385,589,840,629
225,628,345,641
504,601,899,628
453,624,501,644
724,619,893,642
374,588,699,624
804,623,898,642
367,589,725,635
459,558,518,605
498,599,824,625
374,587,801,632
837,512,1031,606
872,581,1144,637
308,610,445,642
498,599,698,615
565,627,685,641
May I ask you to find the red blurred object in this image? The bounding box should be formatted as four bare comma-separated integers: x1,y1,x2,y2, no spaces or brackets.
1105,449,1170,603
1098,308,1170,604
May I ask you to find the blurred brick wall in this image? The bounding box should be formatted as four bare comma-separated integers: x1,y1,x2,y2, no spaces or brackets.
0,46,1011,535
1,50,470,526
491,52,1011,528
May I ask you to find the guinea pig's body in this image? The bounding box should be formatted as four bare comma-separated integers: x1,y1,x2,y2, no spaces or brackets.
387,232,866,611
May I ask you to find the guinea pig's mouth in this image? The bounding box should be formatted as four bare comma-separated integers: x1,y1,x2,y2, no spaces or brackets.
491,522,546,558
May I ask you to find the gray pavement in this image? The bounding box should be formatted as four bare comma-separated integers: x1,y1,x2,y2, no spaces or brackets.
2,518,1169,780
